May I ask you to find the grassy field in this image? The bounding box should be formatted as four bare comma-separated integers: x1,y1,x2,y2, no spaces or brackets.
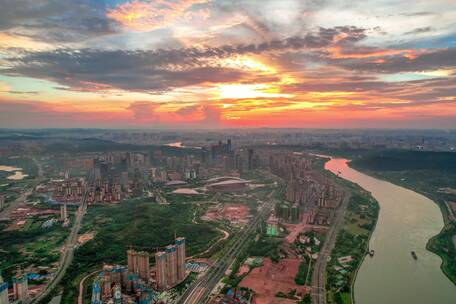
0,216,70,281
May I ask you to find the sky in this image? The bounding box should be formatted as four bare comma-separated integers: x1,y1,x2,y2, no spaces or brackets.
0,0,455,129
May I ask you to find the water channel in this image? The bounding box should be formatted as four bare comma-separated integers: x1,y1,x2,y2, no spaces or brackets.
325,158,456,304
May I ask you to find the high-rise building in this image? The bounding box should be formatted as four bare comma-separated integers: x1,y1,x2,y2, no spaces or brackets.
91,280,101,304
0,273,9,304
12,272,28,301
83,159,94,170
248,148,254,170
60,204,68,221
165,245,177,286
127,250,135,274
154,251,167,290
154,237,186,290
136,251,150,282
113,284,122,304
175,237,186,281
127,250,150,282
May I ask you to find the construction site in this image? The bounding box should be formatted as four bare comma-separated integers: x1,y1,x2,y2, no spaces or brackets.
239,258,310,304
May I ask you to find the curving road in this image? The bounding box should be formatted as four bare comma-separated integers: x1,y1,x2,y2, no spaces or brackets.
78,270,100,304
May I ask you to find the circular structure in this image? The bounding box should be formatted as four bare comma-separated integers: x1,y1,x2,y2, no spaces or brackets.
206,177,250,192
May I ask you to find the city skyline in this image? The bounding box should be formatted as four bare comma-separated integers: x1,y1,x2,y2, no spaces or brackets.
1,0,456,128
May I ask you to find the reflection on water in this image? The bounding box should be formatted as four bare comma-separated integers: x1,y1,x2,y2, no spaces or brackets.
325,158,456,304
166,142,185,148
165,142,202,149
0,165,28,180
0,165,21,171
7,171,28,180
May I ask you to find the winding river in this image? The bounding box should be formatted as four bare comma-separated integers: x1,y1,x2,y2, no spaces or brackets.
325,158,456,304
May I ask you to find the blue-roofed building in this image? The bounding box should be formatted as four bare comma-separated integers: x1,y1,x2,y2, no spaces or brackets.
91,280,101,304
0,273,9,304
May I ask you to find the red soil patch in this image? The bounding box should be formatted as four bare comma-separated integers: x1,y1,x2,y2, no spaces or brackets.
237,264,250,276
240,258,309,304
10,207,59,219
222,204,250,222
203,209,219,221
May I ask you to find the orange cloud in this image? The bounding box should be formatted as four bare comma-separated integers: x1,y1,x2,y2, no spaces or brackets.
107,0,210,31
0,81,11,92
0,33,51,50
1,94,455,129
327,46,420,59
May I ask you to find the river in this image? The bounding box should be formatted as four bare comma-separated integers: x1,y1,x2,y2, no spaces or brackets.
325,158,456,304
165,142,202,149
0,165,28,180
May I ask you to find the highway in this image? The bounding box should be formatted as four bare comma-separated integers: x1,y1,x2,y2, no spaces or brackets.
30,177,91,304
178,199,275,304
311,193,350,304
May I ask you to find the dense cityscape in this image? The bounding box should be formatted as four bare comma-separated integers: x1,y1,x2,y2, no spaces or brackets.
0,129,455,304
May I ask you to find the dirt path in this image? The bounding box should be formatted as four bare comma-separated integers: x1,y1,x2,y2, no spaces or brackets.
187,227,230,259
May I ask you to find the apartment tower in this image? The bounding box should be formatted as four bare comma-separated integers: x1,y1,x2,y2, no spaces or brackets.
0,273,9,304
175,237,186,281
154,251,167,290
127,250,150,282
165,245,177,286
12,273,28,302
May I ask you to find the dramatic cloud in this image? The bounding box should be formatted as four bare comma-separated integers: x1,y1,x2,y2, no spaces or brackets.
2,26,369,92
0,0,455,128
0,0,117,43
128,101,161,122
107,0,210,31
334,48,456,73
405,27,434,35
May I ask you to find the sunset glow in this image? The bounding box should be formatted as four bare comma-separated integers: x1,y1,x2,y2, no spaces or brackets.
0,0,455,128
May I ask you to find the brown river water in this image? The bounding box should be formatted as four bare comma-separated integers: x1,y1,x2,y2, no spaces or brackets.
325,158,456,304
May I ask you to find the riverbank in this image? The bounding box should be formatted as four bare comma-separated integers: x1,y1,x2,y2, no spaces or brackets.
350,152,456,286
318,159,379,304
327,156,456,304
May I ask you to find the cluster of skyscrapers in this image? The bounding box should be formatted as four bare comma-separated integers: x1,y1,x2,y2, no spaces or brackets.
49,178,85,204
90,237,186,304
0,271,29,304
268,152,343,225
155,237,186,290
127,250,150,282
